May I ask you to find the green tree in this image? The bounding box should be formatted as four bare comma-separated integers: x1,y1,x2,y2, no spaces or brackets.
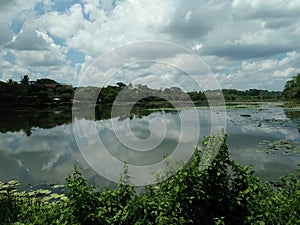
283,73,300,99
60,93,73,102
116,82,126,90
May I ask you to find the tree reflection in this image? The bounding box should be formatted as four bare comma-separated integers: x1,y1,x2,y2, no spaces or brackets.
283,108,300,132
0,104,178,135
0,107,72,135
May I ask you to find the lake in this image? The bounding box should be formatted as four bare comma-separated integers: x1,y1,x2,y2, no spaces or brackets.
0,102,299,189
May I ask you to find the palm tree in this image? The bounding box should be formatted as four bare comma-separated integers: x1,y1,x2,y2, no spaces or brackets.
20,75,30,85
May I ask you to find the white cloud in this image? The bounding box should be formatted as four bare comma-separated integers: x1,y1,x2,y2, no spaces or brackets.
273,67,296,78
215,51,300,90
6,29,50,51
192,43,202,51
38,3,89,39
232,0,300,19
67,0,173,58
0,0,299,90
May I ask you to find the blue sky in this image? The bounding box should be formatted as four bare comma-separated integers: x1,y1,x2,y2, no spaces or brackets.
1,0,300,90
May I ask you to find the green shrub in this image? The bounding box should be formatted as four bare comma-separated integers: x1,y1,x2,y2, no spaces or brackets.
1,133,300,224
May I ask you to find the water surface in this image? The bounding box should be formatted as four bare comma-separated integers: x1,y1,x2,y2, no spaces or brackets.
0,102,299,188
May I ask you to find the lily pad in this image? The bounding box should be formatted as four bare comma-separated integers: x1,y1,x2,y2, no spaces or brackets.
247,139,300,155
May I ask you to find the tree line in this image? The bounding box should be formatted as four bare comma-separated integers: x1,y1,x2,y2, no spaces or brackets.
70,82,284,105
0,75,74,106
2,74,300,106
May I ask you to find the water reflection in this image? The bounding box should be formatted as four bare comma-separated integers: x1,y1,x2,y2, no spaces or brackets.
0,105,173,135
0,107,72,136
0,103,299,188
226,105,300,181
0,105,188,188
284,108,300,133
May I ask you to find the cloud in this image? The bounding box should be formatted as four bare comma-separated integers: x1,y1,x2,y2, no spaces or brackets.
162,1,231,40
15,50,65,67
0,0,17,11
232,0,300,20
38,3,89,39
0,24,13,46
4,24,67,68
214,51,300,90
263,18,294,29
67,0,174,57
202,18,300,59
6,29,50,51
0,0,299,90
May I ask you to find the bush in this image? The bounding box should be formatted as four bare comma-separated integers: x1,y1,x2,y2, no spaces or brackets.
1,133,300,224
60,93,73,102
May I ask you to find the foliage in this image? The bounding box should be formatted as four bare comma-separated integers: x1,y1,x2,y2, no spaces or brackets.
283,73,300,100
97,83,190,104
1,76,283,107
220,89,282,101
20,75,29,85
60,93,73,101
188,89,282,102
0,134,300,224
0,181,73,225
246,169,300,224
0,76,74,106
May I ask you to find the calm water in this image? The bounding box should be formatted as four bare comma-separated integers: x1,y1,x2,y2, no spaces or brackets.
0,102,299,188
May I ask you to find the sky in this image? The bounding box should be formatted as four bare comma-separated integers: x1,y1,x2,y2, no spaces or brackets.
1,0,300,91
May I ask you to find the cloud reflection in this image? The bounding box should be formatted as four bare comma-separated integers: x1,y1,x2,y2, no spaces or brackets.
0,107,299,187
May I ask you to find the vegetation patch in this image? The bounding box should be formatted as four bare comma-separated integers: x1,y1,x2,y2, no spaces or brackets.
1,134,300,224
247,139,300,156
